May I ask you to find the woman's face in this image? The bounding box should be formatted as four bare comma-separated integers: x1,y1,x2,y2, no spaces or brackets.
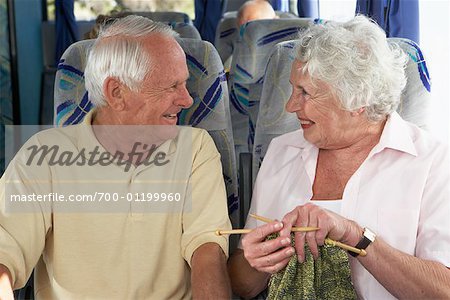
286,60,369,150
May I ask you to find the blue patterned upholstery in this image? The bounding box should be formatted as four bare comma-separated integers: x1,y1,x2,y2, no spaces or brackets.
391,38,431,129
214,11,298,69
252,37,432,181
228,18,311,154
54,38,239,225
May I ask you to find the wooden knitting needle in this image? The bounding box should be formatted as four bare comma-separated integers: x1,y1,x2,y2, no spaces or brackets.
215,225,319,236
250,213,367,257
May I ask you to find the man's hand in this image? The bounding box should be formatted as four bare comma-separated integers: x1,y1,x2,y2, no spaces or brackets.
191,243,230,299
241,221,295,274
279,203,362,262
0,264,14,300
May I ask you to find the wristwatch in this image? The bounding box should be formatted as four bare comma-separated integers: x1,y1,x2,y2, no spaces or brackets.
349,227,376,257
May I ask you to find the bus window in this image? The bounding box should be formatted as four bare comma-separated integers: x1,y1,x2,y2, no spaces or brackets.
46,0,194,21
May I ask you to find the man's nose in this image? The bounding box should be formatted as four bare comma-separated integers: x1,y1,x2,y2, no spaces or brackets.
176,86,193,108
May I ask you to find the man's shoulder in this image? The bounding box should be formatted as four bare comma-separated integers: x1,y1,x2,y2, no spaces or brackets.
30,124,84,148
178,126,212,145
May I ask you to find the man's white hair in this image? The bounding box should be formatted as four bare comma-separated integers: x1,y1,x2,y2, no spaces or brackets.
295,15,407,122
84,15,178,107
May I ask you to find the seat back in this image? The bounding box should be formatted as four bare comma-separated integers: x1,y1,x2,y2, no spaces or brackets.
391,38,431,129
54,38,239,226
228,18,311,153
133,11,192,24
42,20,95,69
214,11,298,68
252,40,299,180
252,37,432,181
41,19,201,125
170,22,201,39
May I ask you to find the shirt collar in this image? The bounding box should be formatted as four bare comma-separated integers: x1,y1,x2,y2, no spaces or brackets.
76,110,179,167
370,112,418,157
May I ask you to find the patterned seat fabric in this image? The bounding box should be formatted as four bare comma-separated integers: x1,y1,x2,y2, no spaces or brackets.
228,18,311,155
54,38,239,226
253,37,431,181
214,11,298,69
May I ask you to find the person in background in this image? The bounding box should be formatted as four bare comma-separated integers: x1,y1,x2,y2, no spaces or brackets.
236,0,278,28
84,10,131,39
222,0,279,73
0,16,231,299
228,15,450,299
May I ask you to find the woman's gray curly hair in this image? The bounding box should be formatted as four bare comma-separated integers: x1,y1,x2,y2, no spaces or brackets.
295,15,407,122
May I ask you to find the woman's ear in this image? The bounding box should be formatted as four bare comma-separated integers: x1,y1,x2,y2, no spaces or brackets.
103,77,126,111
351,107,366,117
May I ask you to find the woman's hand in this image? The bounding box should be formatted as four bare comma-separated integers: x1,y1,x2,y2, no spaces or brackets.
241,221,296,274
279,203,362,262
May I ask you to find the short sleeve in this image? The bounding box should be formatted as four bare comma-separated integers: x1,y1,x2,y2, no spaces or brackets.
181,130,231,266
0,135,52,288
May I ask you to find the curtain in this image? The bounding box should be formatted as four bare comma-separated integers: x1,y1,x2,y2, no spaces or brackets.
194,0,226,43
270,0,290,12
356,0,419,43
55,0,79,66
297,0,320,18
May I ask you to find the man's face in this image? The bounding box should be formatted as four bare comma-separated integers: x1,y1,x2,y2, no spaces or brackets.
121,35,193,126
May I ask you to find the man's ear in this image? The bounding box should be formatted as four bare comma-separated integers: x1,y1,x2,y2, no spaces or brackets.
103,77,126,111
351,107,366,117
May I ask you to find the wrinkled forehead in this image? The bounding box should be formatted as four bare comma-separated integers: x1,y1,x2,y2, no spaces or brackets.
142,34,184,57
290,59,306,79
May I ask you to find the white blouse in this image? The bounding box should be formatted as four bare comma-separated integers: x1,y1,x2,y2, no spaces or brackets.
242,112,450,299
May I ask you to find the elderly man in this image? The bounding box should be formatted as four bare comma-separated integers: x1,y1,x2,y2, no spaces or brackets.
237,0,278,28
0,16,231,299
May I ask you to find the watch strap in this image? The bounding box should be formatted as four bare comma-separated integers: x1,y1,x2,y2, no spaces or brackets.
349,228,375,257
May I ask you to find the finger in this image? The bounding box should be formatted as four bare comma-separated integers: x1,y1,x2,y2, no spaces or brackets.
242,227,289,265
248,246,295,271
294,205,309,263
280,209,299,237
242,221,283,245
305,207,319,260
315,211,329,245
246,235,291,259
259,254,294,274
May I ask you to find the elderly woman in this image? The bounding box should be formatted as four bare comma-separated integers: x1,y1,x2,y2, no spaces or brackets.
228,16,450,299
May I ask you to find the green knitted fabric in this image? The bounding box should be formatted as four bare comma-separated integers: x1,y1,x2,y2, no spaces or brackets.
267,234,357,300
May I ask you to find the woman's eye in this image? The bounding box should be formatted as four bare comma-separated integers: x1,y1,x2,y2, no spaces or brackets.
301,88,308,96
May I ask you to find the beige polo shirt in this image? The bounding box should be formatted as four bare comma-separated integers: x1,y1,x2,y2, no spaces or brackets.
0,112,231,299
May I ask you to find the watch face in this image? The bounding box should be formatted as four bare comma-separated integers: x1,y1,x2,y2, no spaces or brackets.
364,228,376,242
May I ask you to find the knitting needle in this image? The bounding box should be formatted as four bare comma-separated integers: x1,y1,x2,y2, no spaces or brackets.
249,214,320,232
250,213,367,257
215,226,319,236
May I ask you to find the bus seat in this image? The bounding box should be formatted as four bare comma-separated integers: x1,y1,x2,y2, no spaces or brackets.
40,20,200,125
40,20,95,125
252,37,432,184
214,11,298,69
391,38,431,129
253,40,300,182
228,18,311,156
41,20,95,69
170,22,201,39
53,38,239,230
133,11,192,24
